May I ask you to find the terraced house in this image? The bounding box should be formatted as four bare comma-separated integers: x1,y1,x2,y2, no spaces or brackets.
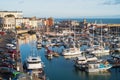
0,11,54,32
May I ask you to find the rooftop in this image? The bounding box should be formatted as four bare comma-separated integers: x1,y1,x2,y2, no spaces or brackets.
0,11,22,13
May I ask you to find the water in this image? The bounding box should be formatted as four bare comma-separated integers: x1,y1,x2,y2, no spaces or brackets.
55,18,120,24
19,40,120,80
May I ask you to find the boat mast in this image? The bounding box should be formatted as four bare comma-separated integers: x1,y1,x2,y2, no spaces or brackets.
100,20,103,47
73,24,76,48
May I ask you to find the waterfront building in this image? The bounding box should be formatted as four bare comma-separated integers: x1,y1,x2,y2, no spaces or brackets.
47,17,54,27
16,18,23,29
0,11,23,18
0,11,54,31
15,17,54,31
29,17,38,29
43,17,54,32
16,17,30,29
0,11,23,30
29,17,44,29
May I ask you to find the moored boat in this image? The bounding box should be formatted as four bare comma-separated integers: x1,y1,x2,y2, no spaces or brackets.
26,56,44,70
62,47,82,56
75,54,98,70
85,60,112,72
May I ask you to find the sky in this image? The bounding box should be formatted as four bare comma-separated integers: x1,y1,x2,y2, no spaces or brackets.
0,0,120,18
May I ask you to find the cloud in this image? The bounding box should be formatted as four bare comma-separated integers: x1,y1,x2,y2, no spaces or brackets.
103,0,120,5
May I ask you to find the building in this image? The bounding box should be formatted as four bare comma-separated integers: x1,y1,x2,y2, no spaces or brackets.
0,11,23,30
0,11,54,31
0,11,23,18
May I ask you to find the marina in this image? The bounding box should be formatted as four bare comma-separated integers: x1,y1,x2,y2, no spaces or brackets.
19,36,120,80
0,0,120,79
0,18,120,80
19,26,120,80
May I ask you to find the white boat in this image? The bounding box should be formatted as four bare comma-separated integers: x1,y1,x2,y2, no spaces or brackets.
91,46,110,56
85,60,112,72
26,56,43,70
36,39,42,48
75,55,112,72
25,40,44,73
6,43,16,49
62,47,82,56
75,55,98,70
114,47,120,51
75,56,87,70
89,22,110,56
37,43,42,49
37,39,42,44
64,54,80,59
62,27,82,56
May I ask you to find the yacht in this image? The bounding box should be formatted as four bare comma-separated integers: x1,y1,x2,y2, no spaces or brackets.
75,56,88,70
75,55,112,72
75,54,98,70
26,56,43,70
85,60,112,72
25,40,44,74
36,39,42,49
91,46,110,56
62,47,82,56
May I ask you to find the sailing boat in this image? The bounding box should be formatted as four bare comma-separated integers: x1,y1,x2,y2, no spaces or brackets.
62,26,82,56
91,20,110,56
62,44,82,56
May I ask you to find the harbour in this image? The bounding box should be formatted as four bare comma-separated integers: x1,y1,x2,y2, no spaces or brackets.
19,34,120,80
1,0,120,79
0,18,120,80
18,27,120,80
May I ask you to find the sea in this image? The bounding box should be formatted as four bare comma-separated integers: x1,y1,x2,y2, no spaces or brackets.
55,18,120,24
19,18,120,80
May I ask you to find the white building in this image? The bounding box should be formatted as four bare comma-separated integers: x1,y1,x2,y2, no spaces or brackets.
0,11,23,18
0,11,23,30
0,11,53,31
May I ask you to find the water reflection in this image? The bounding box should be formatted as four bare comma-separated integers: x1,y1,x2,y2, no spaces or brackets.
74,68,111,80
